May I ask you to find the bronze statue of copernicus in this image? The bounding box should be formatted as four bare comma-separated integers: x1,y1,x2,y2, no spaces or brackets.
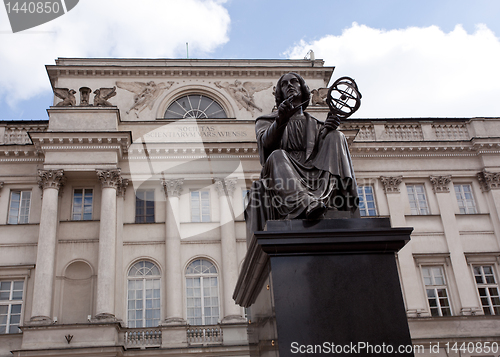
245,72,359,236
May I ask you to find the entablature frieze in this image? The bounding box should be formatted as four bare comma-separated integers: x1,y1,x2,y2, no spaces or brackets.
28,131,131,156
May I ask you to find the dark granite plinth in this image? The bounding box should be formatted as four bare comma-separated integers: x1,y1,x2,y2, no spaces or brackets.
234,218,414,357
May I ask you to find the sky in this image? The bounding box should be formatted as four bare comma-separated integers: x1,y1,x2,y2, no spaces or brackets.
0,0,499,120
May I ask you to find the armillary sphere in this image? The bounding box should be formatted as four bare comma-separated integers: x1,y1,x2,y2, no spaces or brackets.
327,76,362,119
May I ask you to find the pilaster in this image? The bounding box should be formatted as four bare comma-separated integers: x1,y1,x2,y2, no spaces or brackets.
430,175,482,315
30,169,65,322
379,175,428,317
94,169,121,320
161,178,186,325
214,177,244,323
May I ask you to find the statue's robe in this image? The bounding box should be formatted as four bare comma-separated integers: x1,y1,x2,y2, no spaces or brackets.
245,111,358,238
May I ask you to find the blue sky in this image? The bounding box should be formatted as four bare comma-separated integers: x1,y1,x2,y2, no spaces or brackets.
0,0,499,120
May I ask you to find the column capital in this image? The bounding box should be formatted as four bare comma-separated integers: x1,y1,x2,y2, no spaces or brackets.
37,169,66,191
96,169,122,189
379,176,402,194
477,170,500,192
161,178,184,198
429,175,452,193
214,177,237,197
117,178,129,197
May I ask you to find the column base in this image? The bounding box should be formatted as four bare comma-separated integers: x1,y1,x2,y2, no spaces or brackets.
221,315,246,324
27,316,53,325
162,317,187,326
92,313,117,322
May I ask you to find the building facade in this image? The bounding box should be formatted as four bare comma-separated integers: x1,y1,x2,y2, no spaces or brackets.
0,58,499,356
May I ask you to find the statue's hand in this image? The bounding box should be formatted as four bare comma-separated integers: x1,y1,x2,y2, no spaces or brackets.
320,113,341,139
276,98,294,126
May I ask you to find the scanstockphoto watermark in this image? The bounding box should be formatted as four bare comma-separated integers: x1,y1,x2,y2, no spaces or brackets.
290,342,421,355
3,0,79,33
246,176,360,211
291,341,500,355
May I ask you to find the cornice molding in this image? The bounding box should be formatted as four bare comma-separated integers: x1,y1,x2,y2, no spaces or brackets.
429,175,452,193
379,176,403,194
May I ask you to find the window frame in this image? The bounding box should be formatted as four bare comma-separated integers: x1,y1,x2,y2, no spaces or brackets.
357,185,377,217
190,190,211,223
421,265,453,317
71,187,94,221
7,190,31,224
0,279,26,334
406,184,430,215
472,264,500,315
454,183,477,214
135,189,155,223
127,260,161,328
185,259,220,326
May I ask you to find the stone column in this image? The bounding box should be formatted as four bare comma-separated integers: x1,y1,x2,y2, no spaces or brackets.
379,176,428,317
215,177,244,323
95,169,122,320
430,175,481,315
161,179,186,325
31,169,65,322
478,170,500,247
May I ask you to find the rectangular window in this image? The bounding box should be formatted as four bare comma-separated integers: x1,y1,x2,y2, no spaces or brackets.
454,184,477,214
191,191,210,222
407,184,430,215
474,265,500,315
0,280,24,334
72,189,93,220
357,185,377,216
8,191,31,224
135,190,155,223
422,266,452,316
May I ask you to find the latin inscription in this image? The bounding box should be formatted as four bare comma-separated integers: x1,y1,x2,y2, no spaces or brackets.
144,125,250,141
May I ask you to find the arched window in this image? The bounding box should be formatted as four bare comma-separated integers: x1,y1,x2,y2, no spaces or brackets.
127,261,161,327
185,259,219,325
165,95,227,119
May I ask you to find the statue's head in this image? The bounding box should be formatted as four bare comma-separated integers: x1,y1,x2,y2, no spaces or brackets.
274,72,310,110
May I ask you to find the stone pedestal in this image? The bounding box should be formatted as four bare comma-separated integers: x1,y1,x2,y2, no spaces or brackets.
234,218,414,357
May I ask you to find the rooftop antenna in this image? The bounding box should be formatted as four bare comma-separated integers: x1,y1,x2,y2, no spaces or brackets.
186,42,189,59
304,50,315,67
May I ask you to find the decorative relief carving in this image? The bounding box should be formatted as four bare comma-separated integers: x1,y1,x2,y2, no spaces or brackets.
310,88,328,106
79,87,91,106
429,175,451,193
340,123,376,141
116,81,174,117
93,87,116,107
433,124,469,140
53,88,76,107
117,178,129,197
214,177,237,197
37,169,66,190
161,178,184,198
477,170,500,192
379,176,403,194
96,169,122,189
385,124,423,141
215,80,272,114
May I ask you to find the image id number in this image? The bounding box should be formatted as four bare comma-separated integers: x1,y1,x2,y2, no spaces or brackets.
5,2,61,14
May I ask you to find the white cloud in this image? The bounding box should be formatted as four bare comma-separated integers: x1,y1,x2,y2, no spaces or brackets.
285,23,500,118
0,0,230,106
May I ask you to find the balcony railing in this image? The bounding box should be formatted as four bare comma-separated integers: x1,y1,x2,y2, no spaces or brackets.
187,325,223,345
124,328,162,348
